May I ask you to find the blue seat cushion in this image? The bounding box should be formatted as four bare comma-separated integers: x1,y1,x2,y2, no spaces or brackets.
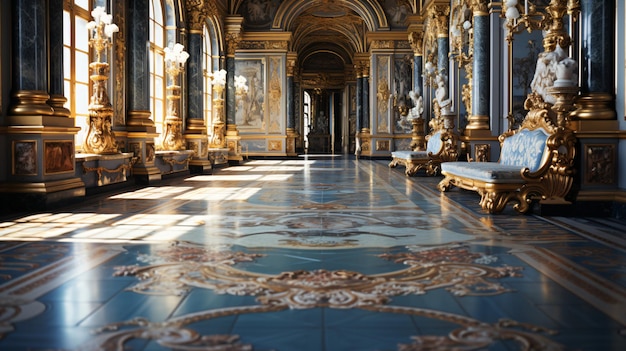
392,150,429,160
391,131,444,161
441,162,526,184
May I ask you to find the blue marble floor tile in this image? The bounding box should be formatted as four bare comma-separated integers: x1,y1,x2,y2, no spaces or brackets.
0,157,624,351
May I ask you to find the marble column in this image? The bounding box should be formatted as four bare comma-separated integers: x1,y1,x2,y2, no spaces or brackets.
355,70,363,135
362,68,370,132
186,32,204,130
9,0,53,116
181,0,211,172
436,5,450,92
126,0,152,123
286,76,294,130
224,22,243,163
184,30,211,172
2,0,84,209
294,81,302,152
437,37,449,85
413,56,423,100
226,56,236,126
126,0,160,183
466,3,490,132
413,55,425,150
573,0,615,120
286,54,297,156
434,4,450,102
47,0,70,117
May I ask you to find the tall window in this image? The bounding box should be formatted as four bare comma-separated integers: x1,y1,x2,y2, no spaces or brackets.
149,0,166,135
203,25,213,138
63,1,92,150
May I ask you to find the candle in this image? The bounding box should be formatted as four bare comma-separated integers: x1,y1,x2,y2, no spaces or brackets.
525,0,528,15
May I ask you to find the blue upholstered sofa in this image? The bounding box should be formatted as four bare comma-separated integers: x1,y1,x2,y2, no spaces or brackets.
438,108,577,214
389,128,458,176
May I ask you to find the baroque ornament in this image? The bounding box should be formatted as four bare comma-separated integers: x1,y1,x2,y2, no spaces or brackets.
85,244,564,350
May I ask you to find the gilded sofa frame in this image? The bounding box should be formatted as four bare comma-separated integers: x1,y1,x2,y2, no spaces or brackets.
438,98,576,214
389,126,459,176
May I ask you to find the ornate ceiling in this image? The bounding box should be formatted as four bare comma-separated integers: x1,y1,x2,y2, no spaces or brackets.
230,0,416,78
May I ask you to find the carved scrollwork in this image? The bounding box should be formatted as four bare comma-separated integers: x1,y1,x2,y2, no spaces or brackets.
408,31,423,56
226,32,241,56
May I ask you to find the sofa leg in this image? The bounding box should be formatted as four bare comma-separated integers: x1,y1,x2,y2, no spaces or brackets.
479,191,518,214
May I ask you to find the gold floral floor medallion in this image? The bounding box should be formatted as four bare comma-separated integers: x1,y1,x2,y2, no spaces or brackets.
81,242,564,350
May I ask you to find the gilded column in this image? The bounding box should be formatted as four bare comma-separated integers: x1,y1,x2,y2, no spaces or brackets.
466,0,490,133
572,0,615,120
409,30,425,150
225,16,243,163
354,61,363,156
360,59,371,156
1,0,84,209
286,53,297,156
434,5,450,92
361,60,371,133
409,31,424,102
184,0,212,173
126,0,160,183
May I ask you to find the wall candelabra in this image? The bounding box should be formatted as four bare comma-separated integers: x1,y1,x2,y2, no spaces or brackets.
84,7,119,154
209,69,228,148
161,43,189,151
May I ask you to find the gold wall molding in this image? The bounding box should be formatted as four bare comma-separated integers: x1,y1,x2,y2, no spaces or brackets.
367,31,410,50
238,40,289,51
160,156,190,173
237,32,291,51
82,157,138,186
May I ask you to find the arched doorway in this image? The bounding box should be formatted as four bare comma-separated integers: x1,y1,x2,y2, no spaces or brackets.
304,88,344,154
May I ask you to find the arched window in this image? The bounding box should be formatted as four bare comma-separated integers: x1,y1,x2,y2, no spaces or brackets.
63,1,92,150
149,0,166,136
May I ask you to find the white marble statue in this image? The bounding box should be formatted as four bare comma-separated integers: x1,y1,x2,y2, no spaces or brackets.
408,90,424,119
530,43,568,104
435,73,452,113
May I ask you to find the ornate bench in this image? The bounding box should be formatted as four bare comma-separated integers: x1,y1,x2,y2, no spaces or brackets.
438,95,577,214
389,122,459,176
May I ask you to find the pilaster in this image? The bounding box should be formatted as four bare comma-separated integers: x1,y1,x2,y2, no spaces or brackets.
225,16,243,164
126,0,161,183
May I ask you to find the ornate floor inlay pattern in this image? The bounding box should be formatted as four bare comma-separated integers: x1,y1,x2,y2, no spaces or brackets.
0,157,624,350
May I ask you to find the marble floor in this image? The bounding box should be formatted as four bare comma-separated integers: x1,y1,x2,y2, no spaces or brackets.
0,156,625,351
